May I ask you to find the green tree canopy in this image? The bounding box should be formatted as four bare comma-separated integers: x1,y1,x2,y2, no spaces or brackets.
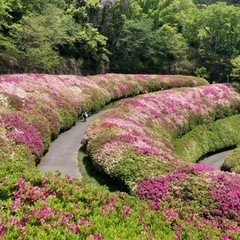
184,2,240,82
112,19,187,73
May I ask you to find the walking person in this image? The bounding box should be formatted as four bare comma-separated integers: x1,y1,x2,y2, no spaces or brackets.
82,111,88,122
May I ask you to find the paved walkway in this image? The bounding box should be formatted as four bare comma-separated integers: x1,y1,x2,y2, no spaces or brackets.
38,106,233,178
199,150,232,169
37,111,106,178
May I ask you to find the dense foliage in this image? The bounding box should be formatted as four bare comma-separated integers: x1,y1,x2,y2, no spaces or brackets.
83,84,240,188
0,173,177,239
173,114,240,162
0,74,213,239
222,146,240,173
1,73,240,238
83,84,240,236
0,73,205,168
0,0,240,82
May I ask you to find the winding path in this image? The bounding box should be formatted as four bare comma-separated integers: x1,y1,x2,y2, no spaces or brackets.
37,111,106,178
38,107,232,178
199,150,232,169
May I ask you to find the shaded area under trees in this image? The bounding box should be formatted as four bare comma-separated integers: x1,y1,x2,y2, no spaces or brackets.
0,0,240,82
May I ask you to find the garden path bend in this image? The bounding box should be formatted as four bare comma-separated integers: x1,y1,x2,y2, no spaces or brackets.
199,150,232,169
37,111,105,178
38,108,232,178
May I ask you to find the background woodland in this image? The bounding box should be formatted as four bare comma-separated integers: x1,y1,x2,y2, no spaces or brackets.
0,0,240,82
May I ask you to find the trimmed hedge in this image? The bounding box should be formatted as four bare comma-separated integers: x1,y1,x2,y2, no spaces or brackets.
84,84,240,188
84,84,240,236
0,74,207,166
222,146,240,173
173,114,240,163
0,74,213,239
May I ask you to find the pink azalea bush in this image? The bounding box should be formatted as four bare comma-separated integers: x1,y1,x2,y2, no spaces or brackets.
1,73,213,238
136,166,240,238
0,173,176,239
2,172,232,239
0,73,207,164
1,73,240,238
83,84,240,236
84,84,240,187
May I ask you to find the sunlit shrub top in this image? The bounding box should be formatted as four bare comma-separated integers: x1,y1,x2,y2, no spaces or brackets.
83,84,240,234
0,73,207,162
84,84,240,184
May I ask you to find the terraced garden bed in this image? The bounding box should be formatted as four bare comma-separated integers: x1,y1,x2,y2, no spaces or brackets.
2,74,224,239
83,84,240,237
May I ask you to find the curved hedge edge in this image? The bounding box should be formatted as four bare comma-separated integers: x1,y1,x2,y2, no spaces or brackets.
173,115,240,163
83,84,240,190
222,145,240,173
0,73,208,167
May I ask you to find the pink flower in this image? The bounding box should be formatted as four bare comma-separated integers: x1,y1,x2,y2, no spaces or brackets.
121,205,131,217
0,224,6,236
89,233,103,240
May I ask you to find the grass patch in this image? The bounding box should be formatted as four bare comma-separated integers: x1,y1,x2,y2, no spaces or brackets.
78,148,129,193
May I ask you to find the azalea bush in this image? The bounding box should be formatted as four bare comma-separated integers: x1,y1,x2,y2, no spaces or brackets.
83,84,240,236
1,73,240,238
2,172,233,240
136,165,240,238
222,146,240,173
0,73,213,238
0,173,176,239
84,84,240,188
0,73,207,166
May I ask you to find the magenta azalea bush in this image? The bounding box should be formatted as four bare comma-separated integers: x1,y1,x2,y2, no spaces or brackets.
84,84,240,186
83,84,240,236
0,173,177,239
136,166,240,238
1,73,213,239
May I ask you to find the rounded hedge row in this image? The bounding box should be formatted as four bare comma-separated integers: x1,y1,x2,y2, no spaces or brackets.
0,74,211,239
84,84,240,188
222,146,240,173
173,114,240,163
0,74,207,166
83,84,240,236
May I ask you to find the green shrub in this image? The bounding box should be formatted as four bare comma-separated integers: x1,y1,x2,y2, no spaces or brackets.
173,115,240,162
222,146,240,173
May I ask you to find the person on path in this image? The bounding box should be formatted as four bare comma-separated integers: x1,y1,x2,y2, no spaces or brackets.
82,111,88,122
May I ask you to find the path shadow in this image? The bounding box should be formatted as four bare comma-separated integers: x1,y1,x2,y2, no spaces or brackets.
79,149,129,193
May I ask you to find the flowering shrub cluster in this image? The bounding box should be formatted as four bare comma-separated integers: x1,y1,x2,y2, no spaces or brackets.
2,113,43,155
0,73,213,238
2,171,237,239
83,84,240,236
136,165,240,238
1,73,240,238
0,173,178,239
0,73,206,165
84,84,240,186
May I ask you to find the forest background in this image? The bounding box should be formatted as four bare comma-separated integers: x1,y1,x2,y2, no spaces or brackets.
0,0,240,83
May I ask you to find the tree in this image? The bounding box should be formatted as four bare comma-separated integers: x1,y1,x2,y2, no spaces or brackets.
112,19,187,73
0,0,110,74
193,0,240,6
62,0,110,73
10,4,73,71
131,0,195,29
184,2,240,82
231,56,240,82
